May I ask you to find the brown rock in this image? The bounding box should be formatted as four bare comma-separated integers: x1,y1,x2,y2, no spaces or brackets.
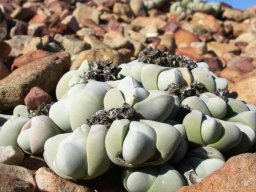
0,173,35,192
11,7,35,21
21,156,48,171
6,35,33,57
22,36,51,54
29,11,48,25
62,15,80,32
24,86,51,110
177,153,256,192
192,12,222,33
28,24,48,37
232,22,250,37
61,35,89,56
140,25,158,38
0,41,11,62
71,48,127,70
174,29,200,48
113,2,133,22
162,20,180,33
244,40,256,58
160,34,175,51
175,47,203,62
83,35,109,49
223,8,246,22
0,60,9,80
35,167,93,192
128,30,147,44
0,163,36,189
207,42,240,56
220,67,242,82
0,146,24,165
12,50,51,70
229,70,256,104
129,0,143,16
203,57,223,74
107,19,123,32
103,31,129,49
10,20,27,37
73,3,100,26
131,17,166,29
0,52,70,111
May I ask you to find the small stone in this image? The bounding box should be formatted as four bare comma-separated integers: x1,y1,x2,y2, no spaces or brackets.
11,7,35,21
0,163,36,190
223,8,246,22
6,35,33,57
0,146,24,165
203,57,223,74
0,60,9,80
232,22,250,37
161,20,180,33
129,0,143,15
24,86,51,110
140,25,158,38
113,2,133,22
190,42,207,55
107,19,123,32
71,48,127,70
131,16,166,29
0,52,70,111
103,31,129,49
84,35,109,49
192,12,222,33
77,28,95,37
127,30,147,44
207,42,240,56
12,50,51,70
22,36,51,54
61,35,90,56
73,3,100,26
244,40,256,58
160,34,175,51
174,29,200,48
175,47,203,62
35,167,93,192
28,24,48,37
235,32,256,44
61,15,80,32
10,20,27,38
0,41,11,61
220,67,242,82
29,11,48,25
177,153,256,192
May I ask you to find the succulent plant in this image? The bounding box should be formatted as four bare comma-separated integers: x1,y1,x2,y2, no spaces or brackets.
104,76,175,122
49,80,111,132
118,59,227,93
183,110,256,153
17,115,61,154
123,163,185,192
142,0,169,10
105,119,182,167
44,124,112,180
177,147,225,185
170,0,221,20
0,115,30,147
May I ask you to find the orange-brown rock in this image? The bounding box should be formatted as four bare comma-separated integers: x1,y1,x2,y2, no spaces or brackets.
178,153,256,192
192,12,222,33
71,48,128,70
174,29,200,48
207,42,240,56
35,167,93,192
12,50,51,70
229,70,256,104
175,47,203,62
0,52,70,111
131,17,166,29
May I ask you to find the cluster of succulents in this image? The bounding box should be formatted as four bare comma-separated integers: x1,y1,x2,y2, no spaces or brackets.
0,48,256,191
170,0,221,19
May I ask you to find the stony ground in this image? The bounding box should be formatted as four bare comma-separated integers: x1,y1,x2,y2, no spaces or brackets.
0,0,256,191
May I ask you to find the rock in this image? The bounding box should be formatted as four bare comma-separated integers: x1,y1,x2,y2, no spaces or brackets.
203,57,223,74
0,52,70,111
223,8,246,22
127,30,147,44
176,47,203,62
161,20,180,33
6,35,33,57
160,34,175,51
24,86,51,110
0,41,11,62
22,36,51,54
207,42,240,56
28,23,48,37
0,60,9,80
0,163,36,190
0,146,24,165
61,35,89,56
191,42,207,55
192,12,222,33
229,70,256,104
29,11,48,25
220,67,242,82
73,3,100,26
244,40,256,58
71,48,127,70
177,153,256,192
232,22,250,37
107,19,123,32
10,20,27,37
235,32,256,44
11,7,35,21
140,25,158,38
12,50,51,70
21,156,48,171
103,31,129,49
77,28,95,37
113,2,133,22
129,0,143,15
228,57,255,74
131,16,166,29
61,15,80,32
35,167,93,192
83,35,109,49
174,29,200,48
0,173,35,192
